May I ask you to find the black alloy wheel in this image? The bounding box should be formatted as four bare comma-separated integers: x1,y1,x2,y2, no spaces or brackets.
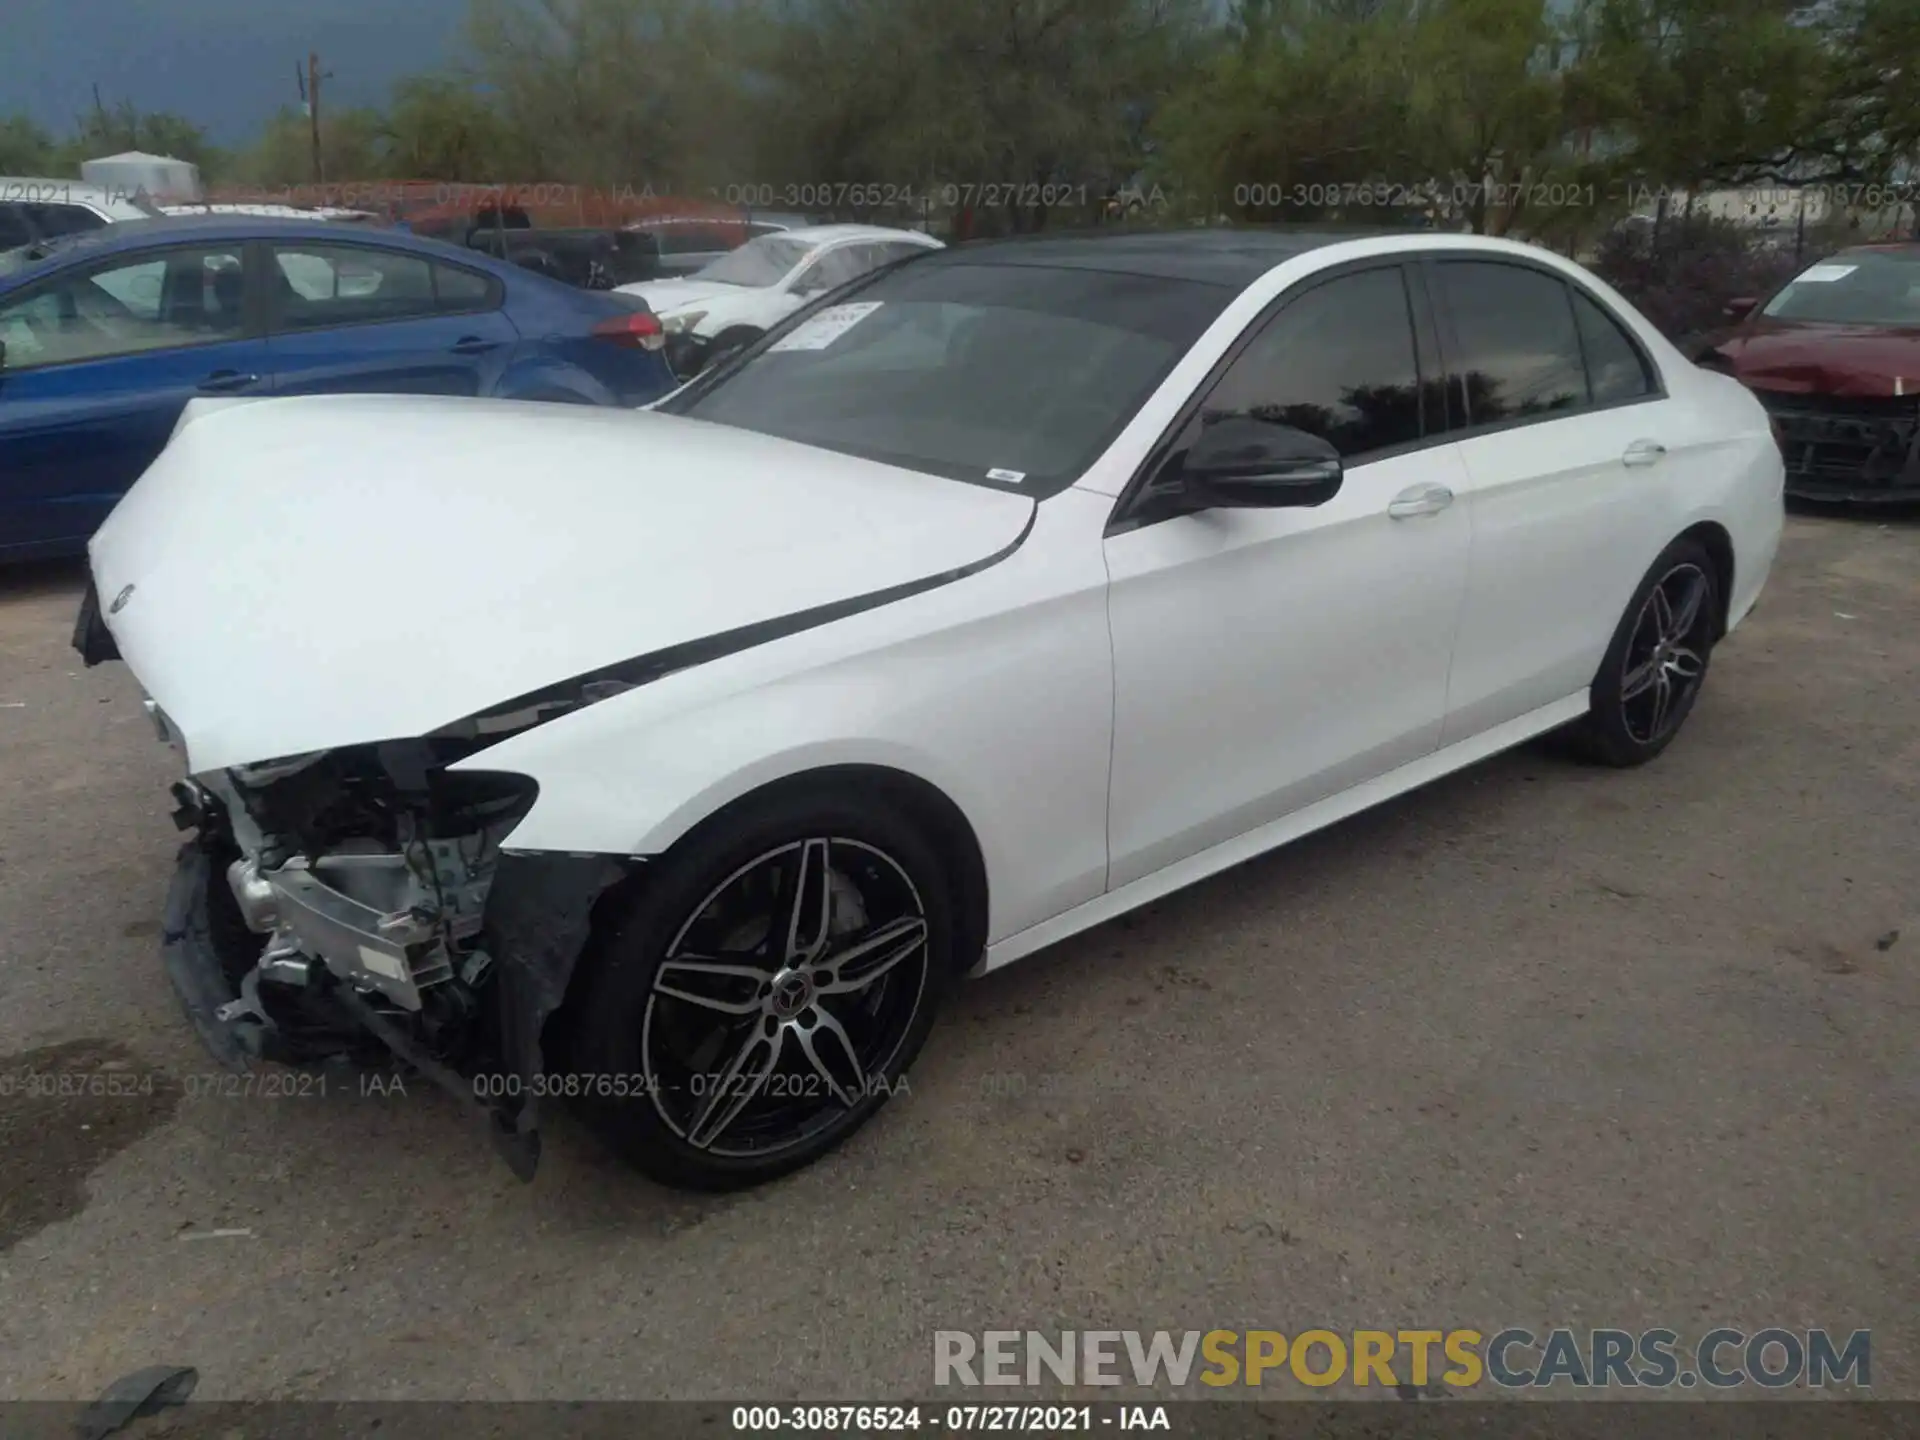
569,789,953,1190
1569,535,1722,767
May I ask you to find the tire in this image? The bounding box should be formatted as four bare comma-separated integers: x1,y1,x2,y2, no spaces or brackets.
568,787,955,1190
1566,536,1722,768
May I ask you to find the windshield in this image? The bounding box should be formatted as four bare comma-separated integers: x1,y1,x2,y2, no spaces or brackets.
1762,250,1920,326
665,259,1230,495
695,235,811,287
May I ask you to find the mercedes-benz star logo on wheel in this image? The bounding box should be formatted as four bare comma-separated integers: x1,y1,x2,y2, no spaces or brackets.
108,584,136,615
770,972,813,1020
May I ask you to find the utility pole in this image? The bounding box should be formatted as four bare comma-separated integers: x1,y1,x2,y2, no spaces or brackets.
307,51,324,184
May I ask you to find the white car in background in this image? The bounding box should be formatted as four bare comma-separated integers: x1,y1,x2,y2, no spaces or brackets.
616,223,942,374
0,178,162,249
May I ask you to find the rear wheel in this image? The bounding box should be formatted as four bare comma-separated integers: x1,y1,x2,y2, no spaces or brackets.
1567,537,1721,767
569,788,953,1190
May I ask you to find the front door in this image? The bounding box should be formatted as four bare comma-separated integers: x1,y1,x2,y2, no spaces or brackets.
1103,263,1473,887
0,239,264,557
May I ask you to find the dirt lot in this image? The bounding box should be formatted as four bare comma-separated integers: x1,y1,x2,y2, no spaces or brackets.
0,515,1914,1403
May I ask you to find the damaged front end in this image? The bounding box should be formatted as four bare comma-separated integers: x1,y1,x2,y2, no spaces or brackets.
156,723,623,1180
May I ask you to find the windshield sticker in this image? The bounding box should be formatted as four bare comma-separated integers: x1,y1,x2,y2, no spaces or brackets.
770,301,885,352
985,468,1027,484
1795,263,1857,283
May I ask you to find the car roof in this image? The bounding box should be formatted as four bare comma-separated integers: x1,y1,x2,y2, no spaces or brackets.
0,177,156,217
0,213,520,293
928,226,1418,288
779,224,940,247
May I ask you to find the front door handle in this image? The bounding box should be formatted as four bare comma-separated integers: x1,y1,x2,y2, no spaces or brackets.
197,369,261,394
1623,438,1667,467
451,335,501,355
1387,483,1454,519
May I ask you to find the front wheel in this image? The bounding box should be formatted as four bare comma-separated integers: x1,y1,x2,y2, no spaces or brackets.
1567,536,1722,767
568,789,954,1190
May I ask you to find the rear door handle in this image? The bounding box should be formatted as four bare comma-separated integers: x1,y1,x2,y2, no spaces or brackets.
1387,483,1454,519
451,336,501,355
197,370,260,394
1623,439,1667,467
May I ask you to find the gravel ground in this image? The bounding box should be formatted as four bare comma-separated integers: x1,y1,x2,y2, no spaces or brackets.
0,514,1914,1403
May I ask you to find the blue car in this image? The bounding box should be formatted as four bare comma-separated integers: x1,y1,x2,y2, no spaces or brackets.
0,215,675,561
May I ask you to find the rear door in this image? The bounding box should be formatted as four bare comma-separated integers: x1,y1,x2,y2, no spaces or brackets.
0,239,264,557
1429,257,1683,744
263,239,519,398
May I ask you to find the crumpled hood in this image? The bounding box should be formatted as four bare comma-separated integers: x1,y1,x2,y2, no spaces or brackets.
612,278,746,314
1717,320,1920,397
90,393,1033,774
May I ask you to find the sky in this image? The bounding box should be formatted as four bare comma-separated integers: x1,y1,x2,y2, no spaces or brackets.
2,0,472,145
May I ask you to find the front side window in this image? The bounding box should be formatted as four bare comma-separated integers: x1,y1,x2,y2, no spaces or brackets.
789,245,869,296
695,235,809,287
1199,266,1425,459
0,244,244,369
664,259,1230,494
1438,261,1588,425
271,244,438,329
1761,249,1920,325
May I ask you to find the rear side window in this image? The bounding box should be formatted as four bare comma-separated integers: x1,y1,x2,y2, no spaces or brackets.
1571,289,1654,404
433,263,497,311
1198,265,1425,460
0,204,30,248
1438,261,1588,425
271,244,440,329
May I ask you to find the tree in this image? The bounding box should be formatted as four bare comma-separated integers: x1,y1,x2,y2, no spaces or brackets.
0,115,61,174
745,0,1208,232
381,75,509,180
468,0,753,185
230,106,387,187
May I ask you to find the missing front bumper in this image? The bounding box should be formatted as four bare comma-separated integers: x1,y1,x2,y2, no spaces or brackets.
157,840,625,1182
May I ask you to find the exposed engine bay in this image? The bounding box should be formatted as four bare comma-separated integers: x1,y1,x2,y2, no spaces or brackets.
158,723,624,1180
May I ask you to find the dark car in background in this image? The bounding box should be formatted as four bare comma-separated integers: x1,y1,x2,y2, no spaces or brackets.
1699,243,1920,503
0,215,673,561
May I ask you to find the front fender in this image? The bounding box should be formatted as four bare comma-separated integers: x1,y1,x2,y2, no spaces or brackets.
453,489,1116,944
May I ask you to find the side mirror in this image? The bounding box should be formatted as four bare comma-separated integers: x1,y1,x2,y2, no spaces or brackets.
1725,296,1758,321
1176,416,1343,509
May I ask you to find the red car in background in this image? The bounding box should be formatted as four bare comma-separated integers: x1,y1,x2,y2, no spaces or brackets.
1699,243,1920,503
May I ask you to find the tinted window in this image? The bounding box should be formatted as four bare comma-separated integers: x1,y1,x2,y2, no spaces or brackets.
791,245,869,296
1572,289,1653,404
0,204,30,249
667,260,1228,495
26,203,106,239
1439,262,1587,424
1200,266,1424,459
434,262,496,311
0,244,244,368
271,244,438,329
657,226,731,256
696,234,808,286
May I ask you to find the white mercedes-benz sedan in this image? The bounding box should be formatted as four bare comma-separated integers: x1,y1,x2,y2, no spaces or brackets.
78,228,1783,1190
